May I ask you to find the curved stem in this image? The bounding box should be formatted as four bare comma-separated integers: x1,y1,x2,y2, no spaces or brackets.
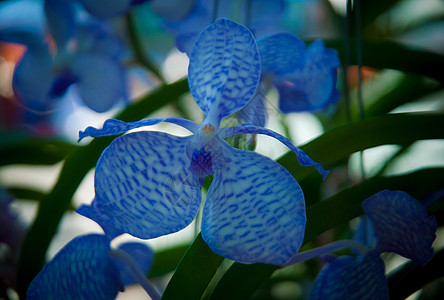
108,249,161,300
283,239,369,266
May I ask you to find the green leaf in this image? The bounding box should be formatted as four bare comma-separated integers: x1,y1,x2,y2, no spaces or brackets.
0,136,78,166
149,244,190,278
15,78,189,298
162,234,224,300
324,39,444,83
388,247,444,300
279,113,444,181
209,168,444,299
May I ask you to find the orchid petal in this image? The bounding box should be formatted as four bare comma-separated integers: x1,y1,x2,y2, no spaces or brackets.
80,0,133,18
109,242,154,286
201,146,306,265
257,33,305,75
27,234,123,300
91,131,201,239
311,251,389,300
78,117,198,141
70,53,126,112
13,47,55,112
275,39,340,113
221,124,329,179
188,18,261,122
362,190,437,266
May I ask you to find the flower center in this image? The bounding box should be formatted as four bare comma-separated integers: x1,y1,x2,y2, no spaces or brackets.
189,146,213,186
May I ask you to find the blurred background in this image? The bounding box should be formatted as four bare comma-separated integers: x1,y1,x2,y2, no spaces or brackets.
1,0,444,299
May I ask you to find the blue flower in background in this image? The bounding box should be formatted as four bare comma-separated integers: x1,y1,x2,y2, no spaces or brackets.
362,189,437,266
27,233,154,300
310,190,437,299
153,0,286,54
0,0,128,113
77,18,328,265
311,250,389,300
257,33,340,113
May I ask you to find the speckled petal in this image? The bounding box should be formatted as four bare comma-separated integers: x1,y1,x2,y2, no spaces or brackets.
311,251,389,300
78,117,198,141
27,234,123,300
201,146,306,265
362,190,437,266
222,124,329,179
92,131,201,239
188,18,261,122
257,33,305,75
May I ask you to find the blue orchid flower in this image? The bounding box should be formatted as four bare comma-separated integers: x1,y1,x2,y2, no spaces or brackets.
0,0,127,113
310,250,389,300
362,189,437,266
27,233,155,300
77,18,328,265
257,33,340,113
309,190,436,299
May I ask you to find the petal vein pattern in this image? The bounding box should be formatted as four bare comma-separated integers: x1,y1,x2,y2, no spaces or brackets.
93,131,201,239
188,18,261,122
201,147,306,265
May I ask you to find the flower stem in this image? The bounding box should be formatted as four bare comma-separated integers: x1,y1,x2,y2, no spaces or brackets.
108,249,161,300
283,239,369,266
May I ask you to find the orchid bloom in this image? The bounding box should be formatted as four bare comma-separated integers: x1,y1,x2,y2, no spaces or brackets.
77,18,328,265
310,190,437,299
27,234,154,300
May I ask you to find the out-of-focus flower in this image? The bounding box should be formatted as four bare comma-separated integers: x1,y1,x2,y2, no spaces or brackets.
0,0,128,114
257,33,340,113
310,190,437,299
77,18,328,265
151,0,286,54
362,189,437,266
27,234,153,300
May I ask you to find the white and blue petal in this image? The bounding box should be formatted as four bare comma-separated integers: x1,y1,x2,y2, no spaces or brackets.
201,146,306,265
257,33,305,75
78,117,199,141
188,18,261,123
87,131,201,239
222,124,329,179
27,234,123,300
362,190,437,266
311,251,389,300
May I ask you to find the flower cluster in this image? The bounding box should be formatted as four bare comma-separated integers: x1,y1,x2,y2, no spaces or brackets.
310,190,437,299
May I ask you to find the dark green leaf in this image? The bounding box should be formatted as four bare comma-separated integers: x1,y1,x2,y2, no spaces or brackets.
149,243,190,278
0,136,78,166
324,39,444,83
388,247,444,300
162,234,224,300
279,113,444,181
